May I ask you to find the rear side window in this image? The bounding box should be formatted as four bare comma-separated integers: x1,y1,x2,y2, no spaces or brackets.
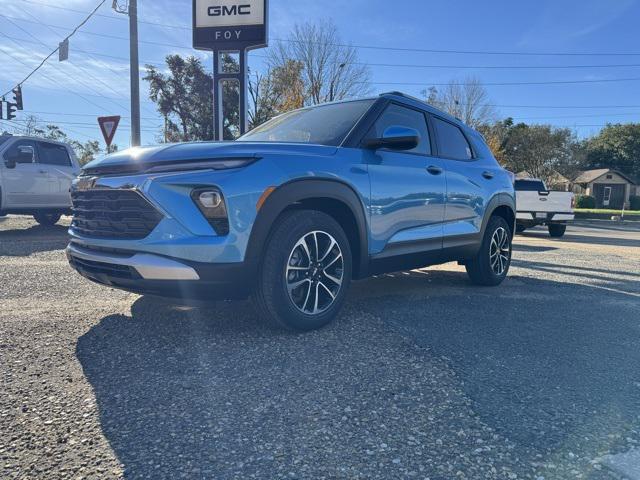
367,104,431,155
515,180,547,192
432,117,473,160
38,142,72,166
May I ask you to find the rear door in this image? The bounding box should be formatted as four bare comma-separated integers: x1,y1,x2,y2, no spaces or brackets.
365,103,446,254
1,139,50,207
430,116,489,248
35,141,76,207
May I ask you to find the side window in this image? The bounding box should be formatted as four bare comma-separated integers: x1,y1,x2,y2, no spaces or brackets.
367,104,431,155
4,140,37,164
432,117,473,160
37,142,72,167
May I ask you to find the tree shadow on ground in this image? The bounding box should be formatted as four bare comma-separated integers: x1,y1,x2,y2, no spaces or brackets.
0,224,70,256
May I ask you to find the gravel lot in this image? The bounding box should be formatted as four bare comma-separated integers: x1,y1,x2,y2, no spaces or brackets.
1,215,639,479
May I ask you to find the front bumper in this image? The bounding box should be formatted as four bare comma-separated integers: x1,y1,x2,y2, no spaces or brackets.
67,243,254,300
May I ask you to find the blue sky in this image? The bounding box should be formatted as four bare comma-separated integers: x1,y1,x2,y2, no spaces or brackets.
0,0,639,151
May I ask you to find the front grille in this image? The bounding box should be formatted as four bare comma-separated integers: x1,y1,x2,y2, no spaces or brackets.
69,256,139,280
71,189,163,240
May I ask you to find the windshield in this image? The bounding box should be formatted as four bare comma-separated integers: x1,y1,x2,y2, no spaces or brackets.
0,135,12,147
238,99,374,146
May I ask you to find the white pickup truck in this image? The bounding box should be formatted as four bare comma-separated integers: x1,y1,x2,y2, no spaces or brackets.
0,134,81,225
515,179,575,237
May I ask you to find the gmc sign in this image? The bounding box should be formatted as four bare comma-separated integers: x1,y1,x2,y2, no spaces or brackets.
193,0,267,51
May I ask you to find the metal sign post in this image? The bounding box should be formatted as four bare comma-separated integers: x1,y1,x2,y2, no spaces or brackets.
193,0,268,141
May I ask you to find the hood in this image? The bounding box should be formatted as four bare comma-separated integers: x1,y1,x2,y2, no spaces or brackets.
82,141,338,176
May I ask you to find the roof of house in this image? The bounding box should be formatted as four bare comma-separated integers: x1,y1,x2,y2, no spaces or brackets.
573,169,637,185
517,170,570,184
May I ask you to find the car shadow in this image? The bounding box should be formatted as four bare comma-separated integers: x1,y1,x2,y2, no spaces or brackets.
512,244,559,253
77,265,640,478
0,224,70,256
521,231,640,248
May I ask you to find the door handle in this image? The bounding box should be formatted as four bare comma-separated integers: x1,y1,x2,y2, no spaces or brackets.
427,166,443,175
482,171,495,180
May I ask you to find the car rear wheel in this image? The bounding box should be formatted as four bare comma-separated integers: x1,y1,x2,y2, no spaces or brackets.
548,224,567,238
33,213,61,226
466,216,512,286
253,210,352,331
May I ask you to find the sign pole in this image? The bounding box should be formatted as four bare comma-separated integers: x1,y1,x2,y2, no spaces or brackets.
212,50,219,141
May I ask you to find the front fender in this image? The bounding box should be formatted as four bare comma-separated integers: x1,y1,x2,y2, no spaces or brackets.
245,179,370,278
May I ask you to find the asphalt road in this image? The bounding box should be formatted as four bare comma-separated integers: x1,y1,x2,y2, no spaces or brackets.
1,216,639,480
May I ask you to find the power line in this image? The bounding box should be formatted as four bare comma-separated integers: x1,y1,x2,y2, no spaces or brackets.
0,40,118,113
7,14,640,72
15,0,640,57
1,15,132,114
16,9,159,118
5,15,640,87
0,33,166,66
0,0,108,97
371,78,640,86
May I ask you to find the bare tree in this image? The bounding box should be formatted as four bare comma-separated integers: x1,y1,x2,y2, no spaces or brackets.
268,20,371,106
423,77,496,128
248,60,305,129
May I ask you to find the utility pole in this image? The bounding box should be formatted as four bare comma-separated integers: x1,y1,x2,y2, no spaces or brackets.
128,0,141,147
113,0,141,147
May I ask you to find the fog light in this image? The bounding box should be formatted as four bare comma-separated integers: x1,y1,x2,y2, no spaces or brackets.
199,191,222,209
191,188,229,236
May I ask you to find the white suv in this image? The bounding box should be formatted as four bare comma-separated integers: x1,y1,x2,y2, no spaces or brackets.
0,134,81,225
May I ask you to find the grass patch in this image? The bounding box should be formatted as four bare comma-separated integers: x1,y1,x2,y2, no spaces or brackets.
575,209,640,216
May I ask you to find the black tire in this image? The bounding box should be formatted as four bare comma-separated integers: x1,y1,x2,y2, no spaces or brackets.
548,224,567,238
33,213,61,226
466,216,512,286
253,210,353,331
516,224,526,234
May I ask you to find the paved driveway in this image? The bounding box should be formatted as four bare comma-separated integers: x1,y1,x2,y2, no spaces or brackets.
1,216,638,479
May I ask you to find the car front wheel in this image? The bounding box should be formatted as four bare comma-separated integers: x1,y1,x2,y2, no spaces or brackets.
466,216,512,286
253,210,352,331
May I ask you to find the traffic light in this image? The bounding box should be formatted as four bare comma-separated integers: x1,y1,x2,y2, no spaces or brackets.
7,102,17,121
12,86,23,110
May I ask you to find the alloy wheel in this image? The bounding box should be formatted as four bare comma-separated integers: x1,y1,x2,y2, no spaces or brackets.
286,230,344,315
489,227,511,276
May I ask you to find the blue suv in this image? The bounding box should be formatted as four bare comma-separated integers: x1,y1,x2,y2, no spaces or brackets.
67,92,515,331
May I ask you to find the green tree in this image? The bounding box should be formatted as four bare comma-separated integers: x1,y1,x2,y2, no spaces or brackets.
584,123,640,179
502,123,575,184
144,55,239,141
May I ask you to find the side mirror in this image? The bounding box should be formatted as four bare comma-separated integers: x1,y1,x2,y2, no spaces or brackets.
5,146,34,168
4,157,16,169
365,126,420,151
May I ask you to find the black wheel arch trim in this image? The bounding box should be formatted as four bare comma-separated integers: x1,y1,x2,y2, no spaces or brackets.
245,178,370,279
482,193,516,237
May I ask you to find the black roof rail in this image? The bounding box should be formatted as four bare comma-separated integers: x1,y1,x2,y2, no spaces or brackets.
379,91,425,103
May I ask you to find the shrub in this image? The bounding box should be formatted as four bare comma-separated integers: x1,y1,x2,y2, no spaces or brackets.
630,195,640,211
575,195,596,209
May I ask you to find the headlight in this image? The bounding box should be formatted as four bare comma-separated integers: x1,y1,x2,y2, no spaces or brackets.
191,188,229,236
